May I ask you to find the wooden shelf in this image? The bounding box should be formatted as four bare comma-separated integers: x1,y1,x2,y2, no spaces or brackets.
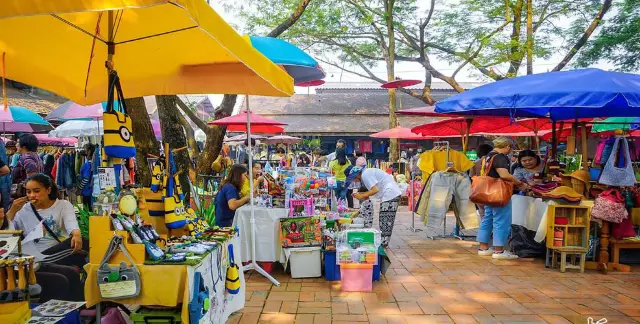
546,205,591,249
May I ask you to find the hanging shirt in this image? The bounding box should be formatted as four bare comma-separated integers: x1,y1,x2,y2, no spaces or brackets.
418,150,474,178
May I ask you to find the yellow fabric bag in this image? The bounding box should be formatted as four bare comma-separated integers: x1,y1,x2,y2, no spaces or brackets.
225,244,240,294
103,71,136,158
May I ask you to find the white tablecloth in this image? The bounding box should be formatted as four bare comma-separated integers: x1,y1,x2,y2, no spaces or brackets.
511,195,592,243
186,235,246,324
233,206,288,263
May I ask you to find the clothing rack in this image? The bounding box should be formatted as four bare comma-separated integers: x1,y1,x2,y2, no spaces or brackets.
427,141,468,240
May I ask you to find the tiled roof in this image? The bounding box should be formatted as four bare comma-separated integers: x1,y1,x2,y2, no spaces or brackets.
267,115,439,136
248,92,441,115
5,86,66,114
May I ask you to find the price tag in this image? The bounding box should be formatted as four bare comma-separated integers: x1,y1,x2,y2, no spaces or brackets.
98,167,117,189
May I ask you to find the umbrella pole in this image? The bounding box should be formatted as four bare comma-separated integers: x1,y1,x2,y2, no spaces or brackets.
581,122,588,171
551,121,557,160
245,94,280,286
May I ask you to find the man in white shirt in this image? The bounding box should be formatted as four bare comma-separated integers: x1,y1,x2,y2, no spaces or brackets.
348,166,401,247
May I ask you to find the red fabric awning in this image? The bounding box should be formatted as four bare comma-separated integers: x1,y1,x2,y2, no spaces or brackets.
209,111,287,134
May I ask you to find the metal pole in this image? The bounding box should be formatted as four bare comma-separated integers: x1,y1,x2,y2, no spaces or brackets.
246,95,280,286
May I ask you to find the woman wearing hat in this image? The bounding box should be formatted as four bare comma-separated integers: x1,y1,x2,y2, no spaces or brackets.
348,166,402,247
477,137,525,260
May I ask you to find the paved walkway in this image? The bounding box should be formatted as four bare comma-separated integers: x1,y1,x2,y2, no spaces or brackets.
229,207,640,323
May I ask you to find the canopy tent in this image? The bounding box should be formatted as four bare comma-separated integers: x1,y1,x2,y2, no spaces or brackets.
209,111,286,134
0,1,294,105
434,69,640,120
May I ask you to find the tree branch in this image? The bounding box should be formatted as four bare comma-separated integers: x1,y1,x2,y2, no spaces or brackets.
420,0,436,29
552,0,612,71
316,58,386,84
266,0,312,37
424,42,505,80
453,18,512,78
175,96,210,132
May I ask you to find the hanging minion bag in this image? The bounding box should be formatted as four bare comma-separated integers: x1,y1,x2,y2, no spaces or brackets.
103,71,136,159
145,159,165,217
164,151,187,229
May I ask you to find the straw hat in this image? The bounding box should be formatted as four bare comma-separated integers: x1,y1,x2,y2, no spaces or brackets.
570,170,591,197
541,186,583,202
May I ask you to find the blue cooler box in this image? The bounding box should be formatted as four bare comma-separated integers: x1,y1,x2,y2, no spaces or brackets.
323,250,380,281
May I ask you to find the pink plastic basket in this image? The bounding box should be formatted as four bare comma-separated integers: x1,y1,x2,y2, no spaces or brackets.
340,264,373,292
290,197,314,217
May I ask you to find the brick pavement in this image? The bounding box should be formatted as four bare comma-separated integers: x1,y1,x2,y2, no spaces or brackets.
229,207,640,323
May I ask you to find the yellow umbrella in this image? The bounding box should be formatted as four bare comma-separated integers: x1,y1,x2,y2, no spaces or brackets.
0,0,294,105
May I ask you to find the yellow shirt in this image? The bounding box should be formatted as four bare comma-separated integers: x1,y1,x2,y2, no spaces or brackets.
418,150,474,179
240,176,251,197
329,160,351,181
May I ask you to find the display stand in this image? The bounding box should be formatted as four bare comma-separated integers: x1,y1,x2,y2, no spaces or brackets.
244,95,281,286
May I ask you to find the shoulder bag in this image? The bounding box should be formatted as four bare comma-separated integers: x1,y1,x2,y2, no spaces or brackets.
469,155,514,207
97,235,141,299
30,203,62,243
599,137,636,187
103,71,136,159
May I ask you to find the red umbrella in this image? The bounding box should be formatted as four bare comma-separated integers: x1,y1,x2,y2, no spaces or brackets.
370,126,432,140
209,111,286,134
296,80,325,87
381,79,422,89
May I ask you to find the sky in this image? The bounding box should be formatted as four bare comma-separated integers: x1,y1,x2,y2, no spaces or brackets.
206,0,616,108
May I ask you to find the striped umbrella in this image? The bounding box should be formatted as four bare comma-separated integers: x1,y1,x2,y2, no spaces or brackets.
0,105,53,132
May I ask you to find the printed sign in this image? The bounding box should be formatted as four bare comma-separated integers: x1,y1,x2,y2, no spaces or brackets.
98,167,117,189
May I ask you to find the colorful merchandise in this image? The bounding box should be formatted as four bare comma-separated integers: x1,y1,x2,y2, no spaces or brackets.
189,272,210,324
281,217,322,248
599,137,636,187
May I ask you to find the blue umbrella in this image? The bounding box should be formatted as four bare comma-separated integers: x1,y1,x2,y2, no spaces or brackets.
248,36,325,84
435,68,640,120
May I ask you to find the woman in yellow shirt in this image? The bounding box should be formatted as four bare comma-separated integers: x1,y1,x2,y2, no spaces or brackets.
241,162,266,197
329,148,351,201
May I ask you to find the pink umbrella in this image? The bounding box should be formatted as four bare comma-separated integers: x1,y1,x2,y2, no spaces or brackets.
34,134,77,146
45,101,104,121
370,126,432,140
265,135,302,145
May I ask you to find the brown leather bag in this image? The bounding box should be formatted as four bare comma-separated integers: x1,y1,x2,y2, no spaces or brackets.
470,155,514,207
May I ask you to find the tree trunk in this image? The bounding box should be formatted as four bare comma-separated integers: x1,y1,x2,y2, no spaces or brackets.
127,97,160,187
507,0,524,77
176,110,198,184
385,0,399,163
526,0,533,75
156,95,191,201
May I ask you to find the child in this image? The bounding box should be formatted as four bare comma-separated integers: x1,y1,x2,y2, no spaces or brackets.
352,186,374,228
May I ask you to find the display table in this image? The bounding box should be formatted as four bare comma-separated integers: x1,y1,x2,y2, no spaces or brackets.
233,206,288,263
84,235,245,324
510,195,593,243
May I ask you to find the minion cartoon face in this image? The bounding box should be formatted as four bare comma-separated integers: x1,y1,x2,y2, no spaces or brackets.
164,194,187,229
103,110,136,158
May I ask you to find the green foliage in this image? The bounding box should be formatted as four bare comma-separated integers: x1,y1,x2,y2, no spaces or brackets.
76,205,91,238
576,0,640,71
303,138,321,150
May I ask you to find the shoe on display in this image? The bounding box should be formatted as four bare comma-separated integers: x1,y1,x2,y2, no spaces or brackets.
492,251,519,260
477,248,494,256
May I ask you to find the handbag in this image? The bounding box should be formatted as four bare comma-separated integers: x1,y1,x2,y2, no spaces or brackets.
592,190,628,224
103,71,136,159
97,235,141,299
599,137,636,186
225,243,240,294
470,155,514,207
612,215,636,240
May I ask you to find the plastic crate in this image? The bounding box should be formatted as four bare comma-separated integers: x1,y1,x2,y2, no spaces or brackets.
289,246,322,278
323,250,380,281
341,264,373,292
131,307,182,324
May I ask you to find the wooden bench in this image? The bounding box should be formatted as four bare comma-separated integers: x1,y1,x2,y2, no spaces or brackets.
610,239,640,267
548,246,588,273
